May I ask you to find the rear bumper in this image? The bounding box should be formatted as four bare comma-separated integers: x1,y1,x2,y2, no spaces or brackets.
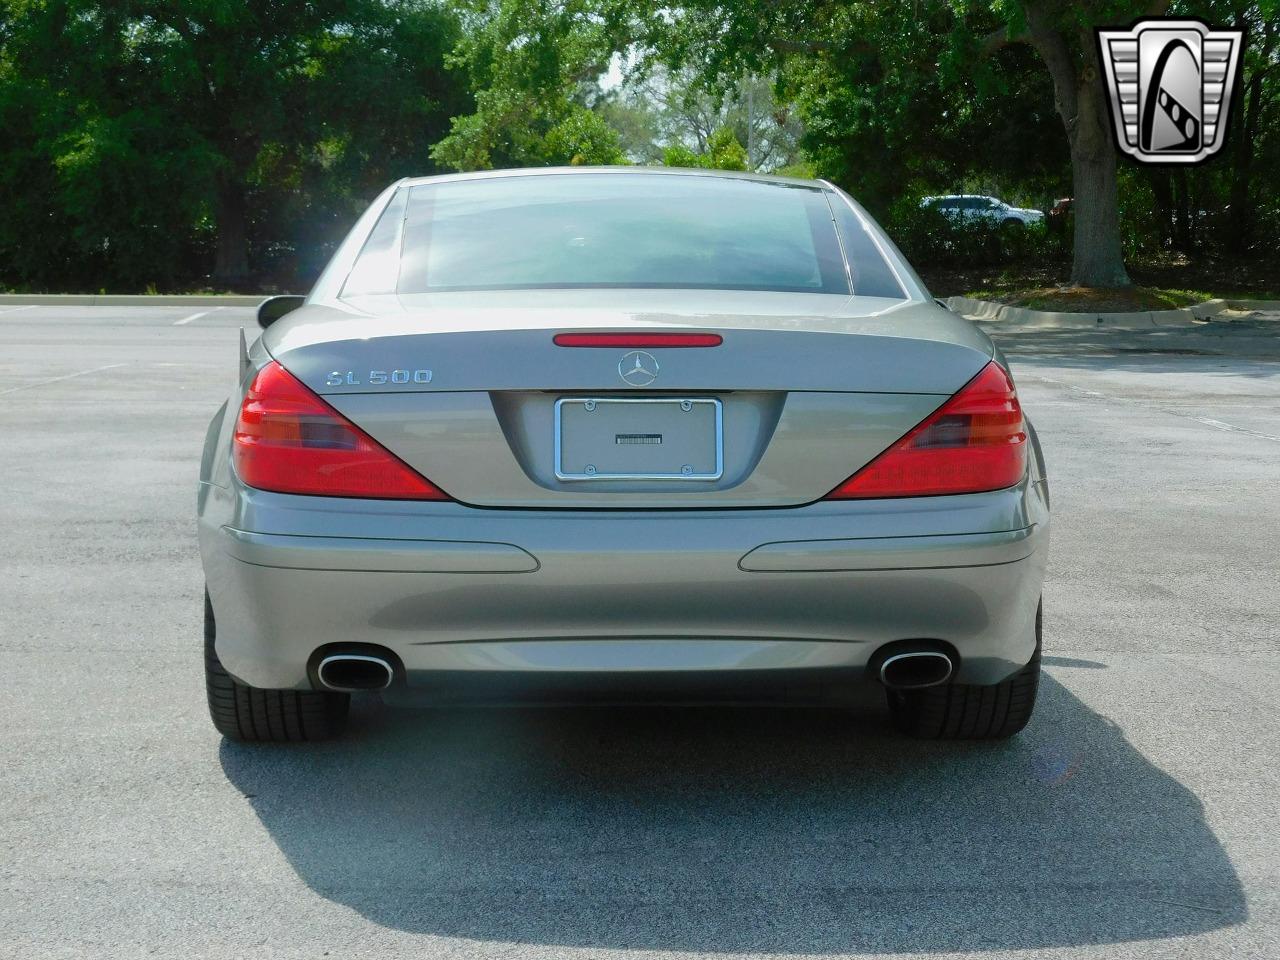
200,477,1049,691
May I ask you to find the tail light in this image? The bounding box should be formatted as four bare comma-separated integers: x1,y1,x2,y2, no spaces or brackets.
825,361,1026,499
233,361,449,500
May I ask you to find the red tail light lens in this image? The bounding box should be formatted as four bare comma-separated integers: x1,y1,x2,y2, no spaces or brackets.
826,361,1027,499
233,361,449,500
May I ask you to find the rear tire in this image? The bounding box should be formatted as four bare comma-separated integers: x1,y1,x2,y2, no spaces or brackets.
204,590,349,742
887,602,1041,740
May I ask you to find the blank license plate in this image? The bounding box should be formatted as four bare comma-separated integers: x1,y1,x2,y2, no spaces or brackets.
555,398,723,481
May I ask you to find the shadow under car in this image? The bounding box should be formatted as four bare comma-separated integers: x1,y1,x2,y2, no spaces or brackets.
219,674,1245,954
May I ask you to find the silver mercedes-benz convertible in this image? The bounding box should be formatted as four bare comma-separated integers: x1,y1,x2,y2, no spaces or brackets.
198,167,1049,743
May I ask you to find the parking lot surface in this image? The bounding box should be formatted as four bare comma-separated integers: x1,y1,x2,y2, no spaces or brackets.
2,304,1278,959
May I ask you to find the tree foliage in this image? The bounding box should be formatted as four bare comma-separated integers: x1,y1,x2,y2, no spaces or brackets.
429,0,625,170
1,0,1277,292
0,0,468,291
434,0,1279,286
604,67,804,169
662,127,749,169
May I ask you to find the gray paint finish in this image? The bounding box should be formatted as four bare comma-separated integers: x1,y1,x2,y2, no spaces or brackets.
738,526,1037,571
199,474,1049,690
264,291,993,397
223,529,539,573
325,389,949,507
198,167,1046,700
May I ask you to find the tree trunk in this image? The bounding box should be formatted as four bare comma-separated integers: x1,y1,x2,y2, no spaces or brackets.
1065,35,1129,286
1171,168,1193,252
213,175,250,288
1068,135,1129,286
1225,71,1263,254
1149,170,1173,248
1025,7,1131,288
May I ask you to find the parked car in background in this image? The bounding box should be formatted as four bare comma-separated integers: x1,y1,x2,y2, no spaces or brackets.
921,194,1045,227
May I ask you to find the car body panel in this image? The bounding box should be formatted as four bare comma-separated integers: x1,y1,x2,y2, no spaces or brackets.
263,292,994,396
199,474,1048,690
322,390,949,508
198,167,1050,702
261,290,995,507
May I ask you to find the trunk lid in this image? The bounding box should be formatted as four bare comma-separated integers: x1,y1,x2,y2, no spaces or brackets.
262,290,994,508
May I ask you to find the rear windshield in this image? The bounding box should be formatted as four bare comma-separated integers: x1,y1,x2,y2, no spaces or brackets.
342,174,902,298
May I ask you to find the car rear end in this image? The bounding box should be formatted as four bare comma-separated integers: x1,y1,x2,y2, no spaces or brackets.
198,169,1049,740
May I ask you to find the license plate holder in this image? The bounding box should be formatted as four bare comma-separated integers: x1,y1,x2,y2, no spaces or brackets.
555,397,723,481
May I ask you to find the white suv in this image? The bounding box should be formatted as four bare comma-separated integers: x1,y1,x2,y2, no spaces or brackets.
922,195,1044,227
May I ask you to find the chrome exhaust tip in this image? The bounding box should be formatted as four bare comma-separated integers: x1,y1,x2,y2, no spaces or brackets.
879,651,954,690
316,654,395,692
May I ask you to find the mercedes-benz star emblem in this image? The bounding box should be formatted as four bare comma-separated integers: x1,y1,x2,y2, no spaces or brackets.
618,350,659,386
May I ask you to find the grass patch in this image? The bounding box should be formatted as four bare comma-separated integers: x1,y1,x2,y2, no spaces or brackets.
960,285,1280,313
923,252,1280,311
974,286,1195,313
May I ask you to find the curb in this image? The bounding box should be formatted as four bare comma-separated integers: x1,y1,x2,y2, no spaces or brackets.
0,293,266,307
944,295,1280,329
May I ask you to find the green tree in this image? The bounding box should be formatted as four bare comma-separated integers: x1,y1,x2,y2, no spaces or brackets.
0,2,213,288
628,0,1158,286
1215,0,1280,253
543,104,627,164
430,0,623,170
974,1,1170,287
434,0,1133,281
662,126,750,169
0,0,466,290
777,5,1063,216
122,0,464,285
610,67,805,170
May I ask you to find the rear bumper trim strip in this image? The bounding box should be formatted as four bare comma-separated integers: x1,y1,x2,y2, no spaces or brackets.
221,527,539,573
738,527,1035,572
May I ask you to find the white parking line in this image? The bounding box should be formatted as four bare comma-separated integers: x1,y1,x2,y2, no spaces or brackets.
173,306,223,326
1189,416,1280,443
0,304,38,315
0,363,127,397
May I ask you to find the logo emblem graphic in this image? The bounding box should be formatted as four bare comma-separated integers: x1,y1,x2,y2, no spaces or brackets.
1097,19,1243,164
618,350,659,386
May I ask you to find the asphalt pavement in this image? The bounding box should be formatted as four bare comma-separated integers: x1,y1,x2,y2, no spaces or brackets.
1,303,1278,959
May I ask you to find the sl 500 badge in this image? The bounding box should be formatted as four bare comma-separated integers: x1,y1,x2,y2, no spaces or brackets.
326,369,433,387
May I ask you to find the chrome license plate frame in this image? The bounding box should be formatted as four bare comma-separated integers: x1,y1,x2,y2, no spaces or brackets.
554,397,724,481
